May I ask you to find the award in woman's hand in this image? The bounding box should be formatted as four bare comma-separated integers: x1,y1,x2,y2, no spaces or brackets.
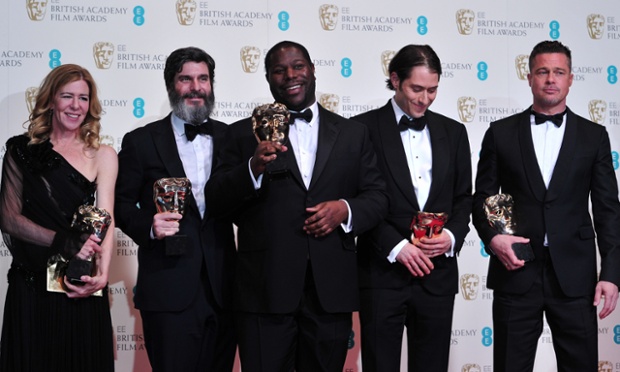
410,211,448,240
252,102,290,178
154,177,191,256
484,193,535,262
65,205,112,285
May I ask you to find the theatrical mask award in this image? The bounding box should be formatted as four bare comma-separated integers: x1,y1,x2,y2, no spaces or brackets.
484,193,535,262
252,102,290,178
154,177,191,256
410,211,448,240
64,205,112,285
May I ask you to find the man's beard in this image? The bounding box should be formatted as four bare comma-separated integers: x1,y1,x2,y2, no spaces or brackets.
169,89,215,124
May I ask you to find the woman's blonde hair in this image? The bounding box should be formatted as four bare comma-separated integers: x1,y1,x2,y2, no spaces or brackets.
27,64,102,149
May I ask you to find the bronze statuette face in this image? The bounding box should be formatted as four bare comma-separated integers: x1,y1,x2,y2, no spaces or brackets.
154,177,192,215
411,211,448,239
484,193,535,262
252,102,290,145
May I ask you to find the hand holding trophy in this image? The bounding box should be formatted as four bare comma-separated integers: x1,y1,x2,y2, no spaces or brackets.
252,102,290,178
154,177,191,256
65,205,112,285
484,193,535,261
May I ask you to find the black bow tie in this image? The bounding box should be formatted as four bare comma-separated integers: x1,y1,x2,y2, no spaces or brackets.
289,109,313,124
185,122,213,141
398,115,426,132
532,110,566,127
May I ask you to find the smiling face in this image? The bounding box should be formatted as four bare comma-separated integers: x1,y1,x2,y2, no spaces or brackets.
50,79,90,133
392,65,439,119
527,52,573,114
266,46,316,111
169,61,214,124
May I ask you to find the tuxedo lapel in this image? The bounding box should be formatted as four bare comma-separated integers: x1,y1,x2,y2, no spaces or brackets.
426,111,449,209
377,103,419,209
309,106,338,190
546,109,577,202
517,110,546,202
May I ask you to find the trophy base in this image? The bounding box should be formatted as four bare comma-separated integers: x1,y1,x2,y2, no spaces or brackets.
512,242,535,262
266,155,290,181
65,258,93,285
165,235,187,256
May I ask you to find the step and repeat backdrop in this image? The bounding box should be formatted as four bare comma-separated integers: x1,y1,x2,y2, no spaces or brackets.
1,1,620,371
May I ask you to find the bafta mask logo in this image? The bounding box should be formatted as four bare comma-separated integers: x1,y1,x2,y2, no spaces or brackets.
462,364,482,372
587,14,605,40
319,93,340,113
26,0,48,21
381,50,396,77
456,9,475,35
240,46,261,73
93,42,115,70
588,99,607,124
598,361,612,372
25,87,39,114
460,273,480,301
457,96,477,123
515,54,530,80
176,0,197,26
319,4,339,31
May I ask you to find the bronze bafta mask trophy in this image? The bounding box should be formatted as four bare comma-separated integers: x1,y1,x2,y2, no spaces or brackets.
484,193,535,261
410,211,448,240
252,102,291,178
65,205,112,285
154,177,191,256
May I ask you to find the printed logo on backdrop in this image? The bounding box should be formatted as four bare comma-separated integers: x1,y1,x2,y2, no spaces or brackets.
25,87,39,114
319,93,340,114
212,101,264,121
0,239,10,259
457,97,477,123
184,2,273,27
0,50,45,68
319,4,338,31
335,6,415,32
452,327,480,347
461,364,482,372
588,100,607,124
116,230,138,256
336,97,381,118
572,64,605,82
587,14,605,39
456,9,475,35
93,42,115,69
515,54,529,80
92,43,167,71
477,99,523,123
598,361,613,372
381,50,395,76
460,273,480,300
609,66,618,84
458,9,547,37
442,61,474,79
176,0,197,25
240,46,261,73
614,324,620,344
26,0,48,21
28,1,129,22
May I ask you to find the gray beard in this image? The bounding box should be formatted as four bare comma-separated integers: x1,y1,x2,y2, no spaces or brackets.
169,90,215,125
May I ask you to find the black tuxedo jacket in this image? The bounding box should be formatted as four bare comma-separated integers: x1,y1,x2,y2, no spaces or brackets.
355,102,473,295
205,105,388,314
115,114,236,311
473,107,620,296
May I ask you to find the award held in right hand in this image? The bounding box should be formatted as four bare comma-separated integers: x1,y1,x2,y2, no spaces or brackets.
154,177,191,256
252,102,291,178
484,193,535,262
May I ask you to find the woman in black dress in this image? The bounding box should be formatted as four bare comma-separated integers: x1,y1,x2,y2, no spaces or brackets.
0,64,117,371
